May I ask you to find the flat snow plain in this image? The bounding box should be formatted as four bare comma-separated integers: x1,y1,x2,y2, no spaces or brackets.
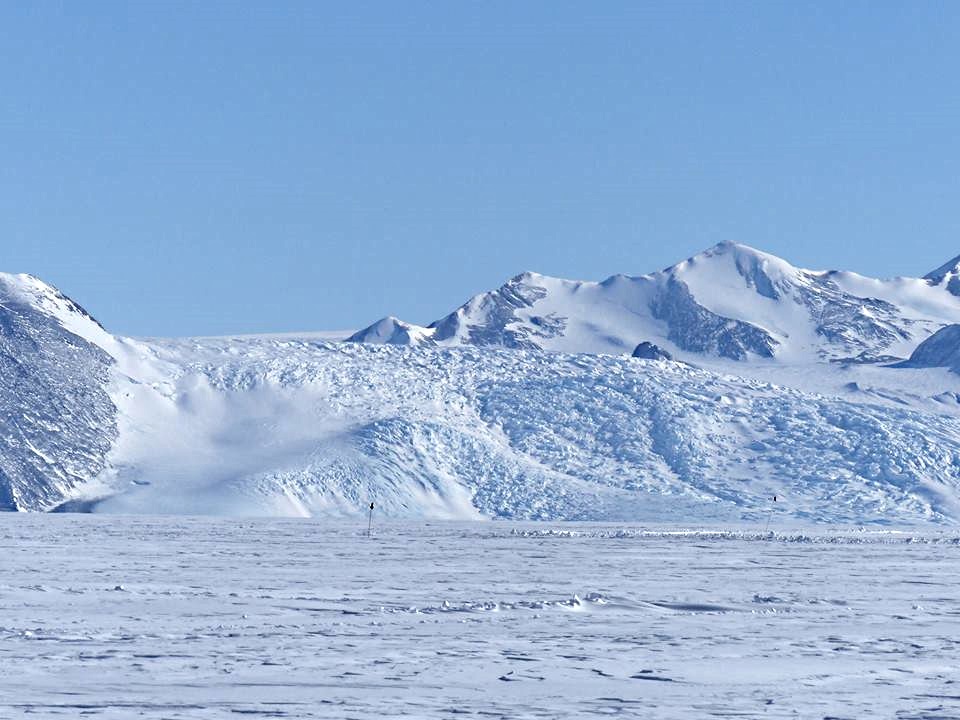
2,516,959,719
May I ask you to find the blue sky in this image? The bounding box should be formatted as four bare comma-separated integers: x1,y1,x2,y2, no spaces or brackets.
3,1,959,336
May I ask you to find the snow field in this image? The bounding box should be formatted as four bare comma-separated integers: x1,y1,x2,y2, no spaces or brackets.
1,516,958,718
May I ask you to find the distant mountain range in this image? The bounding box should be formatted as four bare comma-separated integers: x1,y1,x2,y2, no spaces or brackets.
349,242,960,366
5,244,960,523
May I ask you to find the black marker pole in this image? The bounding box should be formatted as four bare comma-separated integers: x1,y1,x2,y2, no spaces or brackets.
367,502,374,538
764,495,777,534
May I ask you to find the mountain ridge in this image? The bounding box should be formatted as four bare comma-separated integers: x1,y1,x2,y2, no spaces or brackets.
349,243,960,366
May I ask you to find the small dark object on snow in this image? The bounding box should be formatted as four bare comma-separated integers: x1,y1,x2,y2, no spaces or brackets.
632,342,673,361
765,495,778,533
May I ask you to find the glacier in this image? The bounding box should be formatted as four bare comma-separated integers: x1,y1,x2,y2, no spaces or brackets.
6,243,960,523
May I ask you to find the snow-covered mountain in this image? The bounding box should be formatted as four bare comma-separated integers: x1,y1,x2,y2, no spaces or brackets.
6,245,960,523
896,324,960,372
0,273,117,510
924,254,960,296
350,242,960,366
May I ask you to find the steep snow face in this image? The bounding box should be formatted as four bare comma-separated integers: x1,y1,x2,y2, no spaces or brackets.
0,274,117,510
350,243,960,364
896,324,960,372
0,273,113,349
925,254,960,296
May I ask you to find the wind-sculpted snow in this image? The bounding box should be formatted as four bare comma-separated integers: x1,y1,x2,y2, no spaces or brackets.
3,516,960,718
507,526,960,544
0,274,117,511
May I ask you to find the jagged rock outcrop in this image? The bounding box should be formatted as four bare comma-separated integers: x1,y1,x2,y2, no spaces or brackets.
0,274,117,510
632,341,673,361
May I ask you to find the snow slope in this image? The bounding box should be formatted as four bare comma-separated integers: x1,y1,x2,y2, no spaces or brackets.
896,324,960,372
7,246,960,523
351,242,960,365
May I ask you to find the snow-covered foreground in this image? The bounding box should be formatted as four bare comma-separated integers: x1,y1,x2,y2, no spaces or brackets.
3,516,958,719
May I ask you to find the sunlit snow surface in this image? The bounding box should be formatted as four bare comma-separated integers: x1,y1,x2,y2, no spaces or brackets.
3,516,959,719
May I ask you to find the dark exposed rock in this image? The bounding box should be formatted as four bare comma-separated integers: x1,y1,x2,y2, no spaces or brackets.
0,277,117,511
430,273,566,350
649,278,778,360
632,342,672,361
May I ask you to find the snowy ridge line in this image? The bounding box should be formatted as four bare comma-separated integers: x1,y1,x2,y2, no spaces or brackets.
349,241,960,367
505,528,960,544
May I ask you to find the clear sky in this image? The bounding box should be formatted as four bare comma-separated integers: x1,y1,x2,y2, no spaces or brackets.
3,1,959,336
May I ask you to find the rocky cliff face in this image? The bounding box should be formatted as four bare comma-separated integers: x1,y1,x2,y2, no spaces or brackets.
0,274,117,510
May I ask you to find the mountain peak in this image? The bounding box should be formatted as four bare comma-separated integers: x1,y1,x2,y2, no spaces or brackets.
347,243,960,363
0,272,108,342
925,253,960,282
708,240,755,254
347,316,434,345
508,271,544,284
696,241,795,266
657,242,800,280
924,253,960,296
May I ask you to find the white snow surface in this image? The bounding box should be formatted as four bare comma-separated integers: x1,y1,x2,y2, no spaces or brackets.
2,515,959,719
